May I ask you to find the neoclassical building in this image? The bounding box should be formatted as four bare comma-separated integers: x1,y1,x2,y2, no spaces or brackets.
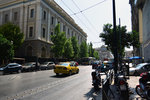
0,0,87,58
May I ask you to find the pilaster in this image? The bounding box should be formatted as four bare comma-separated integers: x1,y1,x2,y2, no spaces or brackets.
35,3,42,39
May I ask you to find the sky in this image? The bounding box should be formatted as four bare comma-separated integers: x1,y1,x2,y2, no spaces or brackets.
54,0,132,49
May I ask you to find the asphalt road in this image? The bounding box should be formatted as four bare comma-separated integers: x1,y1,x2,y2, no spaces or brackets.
0,65,103,100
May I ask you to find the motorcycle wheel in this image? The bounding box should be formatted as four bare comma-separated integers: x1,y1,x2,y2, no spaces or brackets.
94,84,99,90
136,85,144,98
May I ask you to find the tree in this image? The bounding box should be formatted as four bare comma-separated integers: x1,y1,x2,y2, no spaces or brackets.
88,42,94,57
63,38,74,59
79,41,88,58
100,23,130,56
51,24,67,58
129,30,140,48
93,50,99,60
0,22,24,50
71,36,79,59
0,34,14,65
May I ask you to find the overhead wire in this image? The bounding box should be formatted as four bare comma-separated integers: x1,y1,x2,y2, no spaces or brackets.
71,0,99,33
70,0,108,15
61,0,93,33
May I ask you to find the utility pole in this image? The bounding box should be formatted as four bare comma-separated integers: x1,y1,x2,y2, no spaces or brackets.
112,0,118,84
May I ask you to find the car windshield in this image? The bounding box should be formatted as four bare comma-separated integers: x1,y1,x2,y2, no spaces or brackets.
42,62,48,65
24,63,33,66
59,63,70,66
136,63,147,69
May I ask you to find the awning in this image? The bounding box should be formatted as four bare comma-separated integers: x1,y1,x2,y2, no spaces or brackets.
129,56,142,60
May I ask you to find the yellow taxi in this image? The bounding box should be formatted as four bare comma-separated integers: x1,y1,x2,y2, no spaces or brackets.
54,62,79,76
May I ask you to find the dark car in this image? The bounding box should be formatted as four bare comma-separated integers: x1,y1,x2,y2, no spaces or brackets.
22,62,40,72
40,62,55,70
0,63,22,75
92,61,101,69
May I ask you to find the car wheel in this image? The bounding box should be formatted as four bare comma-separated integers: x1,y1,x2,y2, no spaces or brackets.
0,71,4,75
76,69,79,74
134,71,139,76
56,73,59,76
18,69,22,73
69,71,72,76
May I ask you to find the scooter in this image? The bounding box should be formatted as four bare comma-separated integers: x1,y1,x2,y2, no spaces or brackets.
136,72,150,99
116,71,129,99
91,69,101,90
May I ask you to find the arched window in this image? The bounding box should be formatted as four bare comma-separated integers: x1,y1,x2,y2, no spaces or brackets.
26,46,32,56
41,47,46,57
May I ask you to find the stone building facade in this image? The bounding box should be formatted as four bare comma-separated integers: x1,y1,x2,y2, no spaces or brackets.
135,0,150,62
0,0,87,58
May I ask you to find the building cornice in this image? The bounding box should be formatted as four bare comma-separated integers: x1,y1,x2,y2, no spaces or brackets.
45,0,87,37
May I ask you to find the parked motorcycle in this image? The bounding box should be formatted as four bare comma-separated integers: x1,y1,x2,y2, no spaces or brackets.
116,71,129,100
91,69,101,90
136,72,150,99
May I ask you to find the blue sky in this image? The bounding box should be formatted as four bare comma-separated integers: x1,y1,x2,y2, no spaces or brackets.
54,0,131,49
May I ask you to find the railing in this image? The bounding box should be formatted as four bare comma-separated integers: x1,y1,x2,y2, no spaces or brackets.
102,69,115,100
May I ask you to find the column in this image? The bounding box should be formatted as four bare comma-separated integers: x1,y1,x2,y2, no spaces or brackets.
10,9,12,21
0,12,2,25
20,6,24,32
24,5,28,39
47,11,51,42
35,3,42,39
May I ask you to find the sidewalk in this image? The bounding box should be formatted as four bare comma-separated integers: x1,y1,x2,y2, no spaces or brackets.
128,76,144,100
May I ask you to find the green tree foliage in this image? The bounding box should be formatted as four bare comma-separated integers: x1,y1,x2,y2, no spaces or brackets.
63,38,74,59
93,50,99,60
51,24,67,58
71,36,79,59
0,22,24,50
0,34,14,64
128,30,140,48
88,42,94,57
79,41,88,58
100,24,130,56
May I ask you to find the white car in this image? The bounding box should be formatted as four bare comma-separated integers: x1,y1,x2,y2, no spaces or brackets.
129,63,150,76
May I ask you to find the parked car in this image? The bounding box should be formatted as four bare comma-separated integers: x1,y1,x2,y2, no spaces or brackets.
129,63,150,76
54,62,79,76
22,62,40,72
0,63,22,75
40,62,55,70
92,61,101,69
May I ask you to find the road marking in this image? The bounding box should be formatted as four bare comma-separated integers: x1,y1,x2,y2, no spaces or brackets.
4,74,82,100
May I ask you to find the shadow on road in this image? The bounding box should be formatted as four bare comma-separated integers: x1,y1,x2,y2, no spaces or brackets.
50,74,70,78
84,87,101,100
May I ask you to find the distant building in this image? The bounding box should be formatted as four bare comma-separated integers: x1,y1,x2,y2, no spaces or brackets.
124,51,133,59
94,45,113,61
0,0,87,58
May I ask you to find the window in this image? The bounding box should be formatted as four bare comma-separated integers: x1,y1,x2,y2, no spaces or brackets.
63,25,66,32
72,31,73,37
5,14,8,23
43,11,46,20
29,27,33,37
30,9,34,18
14,12,18,21
51,17,54,25
51,32,53,36
68,29,70,37
43,28,45,38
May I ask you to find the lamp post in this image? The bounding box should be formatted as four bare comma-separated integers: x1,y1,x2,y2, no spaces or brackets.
112,0,118,84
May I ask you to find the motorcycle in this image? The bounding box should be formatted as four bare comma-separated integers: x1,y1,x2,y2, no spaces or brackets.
116,71,129,99
91,69,101,90
135,72,150,99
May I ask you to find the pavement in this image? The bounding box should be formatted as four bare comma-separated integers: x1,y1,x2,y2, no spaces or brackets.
109,76,143,100
90,76,143,100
